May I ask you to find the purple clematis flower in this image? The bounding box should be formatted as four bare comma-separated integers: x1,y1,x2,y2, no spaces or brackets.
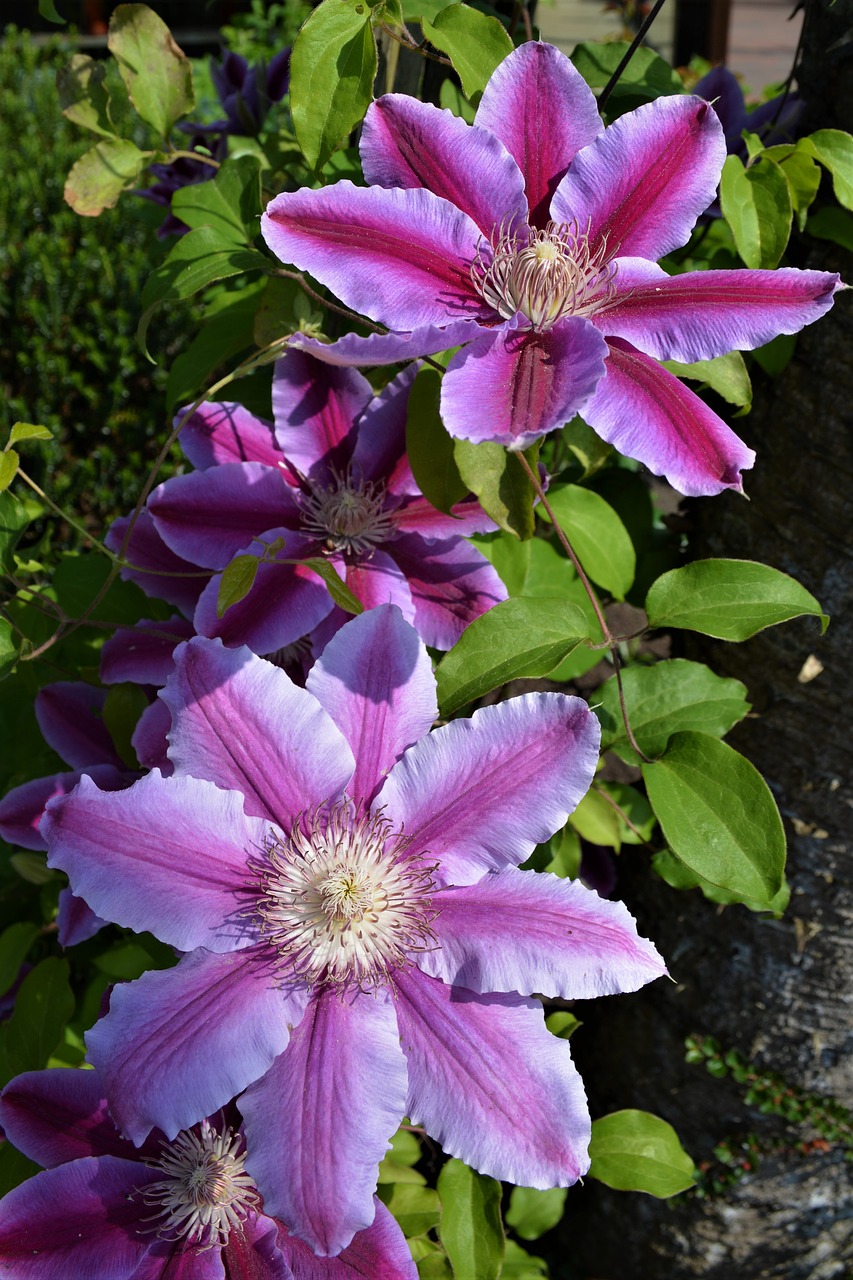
261,40,841,496
143,349,506,654
0,1068,416,1279
44,605,666,1256
696,65,805,158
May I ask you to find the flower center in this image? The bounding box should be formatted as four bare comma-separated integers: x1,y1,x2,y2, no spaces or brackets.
254,803,437,989
299,466,394,557
471,218,617,331
140,1121,260,1251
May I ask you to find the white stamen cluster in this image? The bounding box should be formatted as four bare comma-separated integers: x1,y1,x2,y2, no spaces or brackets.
140,1120,260,1251
472,218,617,331
299,465,395,557
254,803,437,988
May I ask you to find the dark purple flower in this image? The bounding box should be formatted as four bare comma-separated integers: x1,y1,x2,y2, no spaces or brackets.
0,1068,415,1278
262,41,841,496
143,350,507,654
44,606,666,1255
695,65,805,157
211,47,291,136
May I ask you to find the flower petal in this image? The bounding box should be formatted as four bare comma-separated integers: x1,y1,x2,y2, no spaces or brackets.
0,764,126,852
163,637,354,826
387,533,508,651
272,350,373,481
149,464,299,570
289,320,486,369
441,321,608,448
106,510,208,617
361,95,527,235
377,693,600,886
178,401,284,470
421,867,667,997
86,946,307,1144
390,494,497,538
100,616,193,686
350,364,418,486
278,1199,417,1279
583,338,756,496
218,1214,293,1280
131,698,172,773
306,605,437,807
240,987,407,1256
599,261,842,362
345,552,416,623
35,682,121,770
0,1069,143,1166
551,95,725,261
475,42,603,229
395,967,590,1186
262,183,488,330
44,771,263,954
56,889,106,947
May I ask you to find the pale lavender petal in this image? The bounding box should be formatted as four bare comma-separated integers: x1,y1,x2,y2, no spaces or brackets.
420,866,667,997
262,184,488,329
106,510,207,617
100,616,193,686
599,261,842,362
44,770,264,953
475,41,603,229
583,338,756,496
0,764,128,852
350,364,418,485
149,464,299,570
395,967,590,1186
0,1157,162,1279
163,637,354,826
306,604,437,807
178,401,283,470
388,534,507,651
56,889,107,947
272,350,373,481
279,1199,417,1279
0,1068,143,1166
289,320,485,369
390,495,497,537
240,987,407,1256
86,946,308,1144
378,693,599,886
344,552,416,624
35,682,121,770
441,321,608,448
360,95,527,235
551,95,726,261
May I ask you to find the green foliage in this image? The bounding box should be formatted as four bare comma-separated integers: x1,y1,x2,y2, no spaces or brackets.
421,5,513,103
437,1159,505,1280
406,369,469,516
588,1110,696,1197
505,1187,567,1241
539,484,635,599
289,0,377,171
645,559,828,640
454,442,539,540
720,154,792,268
570,41,682,115
107,3,195,140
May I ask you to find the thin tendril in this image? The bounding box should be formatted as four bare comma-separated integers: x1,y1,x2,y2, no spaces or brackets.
598,0,670,113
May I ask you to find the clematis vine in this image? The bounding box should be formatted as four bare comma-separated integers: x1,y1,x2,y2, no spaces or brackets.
142,349,506,654
262,40,842,496
43,605,666,1256
0,1067,416,1279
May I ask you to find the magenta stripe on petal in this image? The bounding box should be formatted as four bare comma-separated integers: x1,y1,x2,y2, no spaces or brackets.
262,183,488,330
395,967,591,1187
272,350,373,482
584,339,756,496
475,42,603,229
552,95,726,262
361,95,527,236
441,321,608,448
178,401,283,471
278,1198,417,1278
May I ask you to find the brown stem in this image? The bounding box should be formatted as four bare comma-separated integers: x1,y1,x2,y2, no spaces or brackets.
275,270,386,333
612,648,654,764
592,781,657,850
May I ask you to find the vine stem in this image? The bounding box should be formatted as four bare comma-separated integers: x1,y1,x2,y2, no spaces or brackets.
166,149,220,169
597,0,669,113
513,450,653,764
16,468,112,557
592,781,657,849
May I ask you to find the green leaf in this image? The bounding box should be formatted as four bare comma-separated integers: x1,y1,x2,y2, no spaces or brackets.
539,484,635,599
454,441,537,540
39,0,66,22
802,129,853,210
645,559,828,640
545,1010,581,1039
521,537,602,679
9,423,53,445
500,1239,549,1278
378,1183,440,1238
588,1110,696,1197
421,5,512,102
52,553,150,625
406,368,468,516
0,452,19,492
652,848,791,916
9,854,56,886
806,205,853,252
301,558,364,615
377,1125,425,1183
596,658,750,764
470,531,530,597
64,138,148,217
402,0,456,18
720,154,792,268
435,597,592,716
5,958,75,1078
661,351,752,410
506,1186,568,1241
138,228,268,357
571,41,682,113
439,78,475,123
108,3,195,139
0,619,20,682
103,682,149,769
166,281,266,411
290,0,376,172
528,823,582,879
642,731,786,907
751,332,797,376
171,155,262,246
568,787,622,850
437,1158,505,1280
0,924,39,1000
563,415,612,477
217,554,259,618
57,53,117,138
0,1138,39,1197
765,144,822,230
